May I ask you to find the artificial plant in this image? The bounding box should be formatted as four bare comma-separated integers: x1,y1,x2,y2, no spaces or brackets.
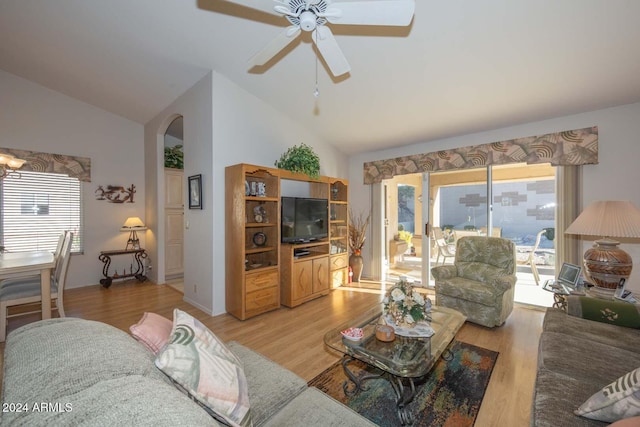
274,143,320,179
164,145,184,169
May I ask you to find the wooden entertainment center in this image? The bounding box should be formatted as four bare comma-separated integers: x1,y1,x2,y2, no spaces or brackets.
225,163,349,320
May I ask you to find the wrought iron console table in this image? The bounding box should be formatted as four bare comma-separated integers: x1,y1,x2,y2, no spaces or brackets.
99,248,147,288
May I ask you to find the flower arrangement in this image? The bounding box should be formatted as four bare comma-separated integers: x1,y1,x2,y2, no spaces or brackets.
383,279,431,327
348,209,370,255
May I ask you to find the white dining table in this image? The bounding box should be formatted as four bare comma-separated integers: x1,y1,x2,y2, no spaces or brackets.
0,251,56,319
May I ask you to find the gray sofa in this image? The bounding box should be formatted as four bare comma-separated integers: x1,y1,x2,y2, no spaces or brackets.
532,301,640,426
1,318,375,426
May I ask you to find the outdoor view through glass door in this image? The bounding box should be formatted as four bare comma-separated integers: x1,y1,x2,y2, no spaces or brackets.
383,163,557,307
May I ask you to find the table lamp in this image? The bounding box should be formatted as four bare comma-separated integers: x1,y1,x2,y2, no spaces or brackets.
565,200,640,298
121,217,147,250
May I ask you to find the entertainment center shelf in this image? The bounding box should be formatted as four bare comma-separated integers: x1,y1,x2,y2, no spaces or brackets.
225,163,348,320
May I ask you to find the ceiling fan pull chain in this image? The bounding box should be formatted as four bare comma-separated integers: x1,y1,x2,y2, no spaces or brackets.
314,30,320,97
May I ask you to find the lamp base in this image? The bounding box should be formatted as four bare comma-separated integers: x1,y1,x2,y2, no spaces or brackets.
582,239,632,299
125,230,140,251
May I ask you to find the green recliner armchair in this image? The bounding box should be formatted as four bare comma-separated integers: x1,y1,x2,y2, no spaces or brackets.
431,236,517,328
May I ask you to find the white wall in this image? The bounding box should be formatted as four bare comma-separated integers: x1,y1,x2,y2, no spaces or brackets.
349,102,640,292
210,71,348,314
0,70,145,289
145,71,348,315
145,73,214,315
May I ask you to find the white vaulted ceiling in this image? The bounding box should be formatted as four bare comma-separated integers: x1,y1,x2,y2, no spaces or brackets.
1,0,639,154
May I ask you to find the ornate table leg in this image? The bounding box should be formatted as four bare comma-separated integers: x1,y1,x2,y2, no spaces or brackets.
341,355,380,396
340,355,420,426
553,293,567,310
386,374,418,425
98,253,113,288
134,250,148,282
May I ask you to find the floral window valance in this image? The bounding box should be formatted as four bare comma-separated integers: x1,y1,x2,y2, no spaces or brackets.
0,147,91,182
363,126,598,184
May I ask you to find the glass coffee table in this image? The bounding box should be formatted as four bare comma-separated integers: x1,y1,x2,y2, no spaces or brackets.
324,304,466,425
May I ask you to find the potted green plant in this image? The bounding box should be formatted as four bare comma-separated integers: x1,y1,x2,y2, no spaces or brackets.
164,145,184,169
274,143,320,179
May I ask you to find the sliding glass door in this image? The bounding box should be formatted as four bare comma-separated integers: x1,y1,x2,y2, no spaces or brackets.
383,163,557,306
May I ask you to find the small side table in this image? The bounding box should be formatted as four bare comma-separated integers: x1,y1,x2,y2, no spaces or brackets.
99,248,148,288
542,280,570,310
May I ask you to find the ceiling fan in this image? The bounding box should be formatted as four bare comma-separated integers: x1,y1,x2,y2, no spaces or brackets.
222,0,416,77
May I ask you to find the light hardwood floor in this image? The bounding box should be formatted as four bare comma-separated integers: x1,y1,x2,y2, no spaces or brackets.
0,281,545,427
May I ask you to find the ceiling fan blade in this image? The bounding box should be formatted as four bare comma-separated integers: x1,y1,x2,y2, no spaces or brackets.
312,26,350,77
221,0,286,17
248,26,302,68
324,0,415,26
274,5,300,17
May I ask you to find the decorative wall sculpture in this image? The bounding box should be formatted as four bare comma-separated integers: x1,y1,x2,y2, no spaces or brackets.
95,184,136,203
363,127,598,184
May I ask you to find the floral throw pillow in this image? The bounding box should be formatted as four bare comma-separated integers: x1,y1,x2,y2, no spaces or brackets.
155,309,252,427
575,367,640,422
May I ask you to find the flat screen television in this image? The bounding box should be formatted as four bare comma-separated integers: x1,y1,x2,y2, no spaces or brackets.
281,197,328,243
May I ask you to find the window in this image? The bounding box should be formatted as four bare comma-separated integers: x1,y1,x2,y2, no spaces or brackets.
1,171,83,253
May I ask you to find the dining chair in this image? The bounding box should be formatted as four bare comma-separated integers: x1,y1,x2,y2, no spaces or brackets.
516,229,546,286
0,231,73,342
431,227,456,265
0,231,68,286
53,231,67,259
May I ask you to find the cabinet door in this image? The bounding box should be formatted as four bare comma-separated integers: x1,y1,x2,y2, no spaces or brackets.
165,169,184,209
313,257,330,294
165,209,184,275
292,259,313,302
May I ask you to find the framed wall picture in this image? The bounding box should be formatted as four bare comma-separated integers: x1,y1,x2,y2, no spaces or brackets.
188,174,202,209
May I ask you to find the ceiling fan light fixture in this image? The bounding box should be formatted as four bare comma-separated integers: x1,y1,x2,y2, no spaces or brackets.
299,11,317,31
0,152,28,180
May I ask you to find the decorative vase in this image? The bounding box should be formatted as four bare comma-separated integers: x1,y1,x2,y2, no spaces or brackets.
582,239,632,297
349,252,364,282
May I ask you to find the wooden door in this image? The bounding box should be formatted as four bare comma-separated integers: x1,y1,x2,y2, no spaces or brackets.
165,209,184,276
165,169,184,209
164,169,184,278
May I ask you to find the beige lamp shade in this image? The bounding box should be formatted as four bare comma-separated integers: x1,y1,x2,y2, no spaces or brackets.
121,217,146,250
565,200,640,238
565,200,640,297
121,217,146,230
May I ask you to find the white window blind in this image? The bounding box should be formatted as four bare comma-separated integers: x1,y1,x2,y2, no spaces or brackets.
1,171,83,253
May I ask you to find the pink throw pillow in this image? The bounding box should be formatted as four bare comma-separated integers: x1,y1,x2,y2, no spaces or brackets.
129,312,173,354
609,416,640,426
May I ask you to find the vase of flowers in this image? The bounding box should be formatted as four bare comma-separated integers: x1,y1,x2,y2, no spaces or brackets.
383,279,431,328
348,210,370,282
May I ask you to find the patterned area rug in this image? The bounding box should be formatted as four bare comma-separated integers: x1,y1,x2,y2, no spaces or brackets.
309,340,498,426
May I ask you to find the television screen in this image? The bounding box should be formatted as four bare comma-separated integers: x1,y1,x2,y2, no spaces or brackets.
281,197,328,243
